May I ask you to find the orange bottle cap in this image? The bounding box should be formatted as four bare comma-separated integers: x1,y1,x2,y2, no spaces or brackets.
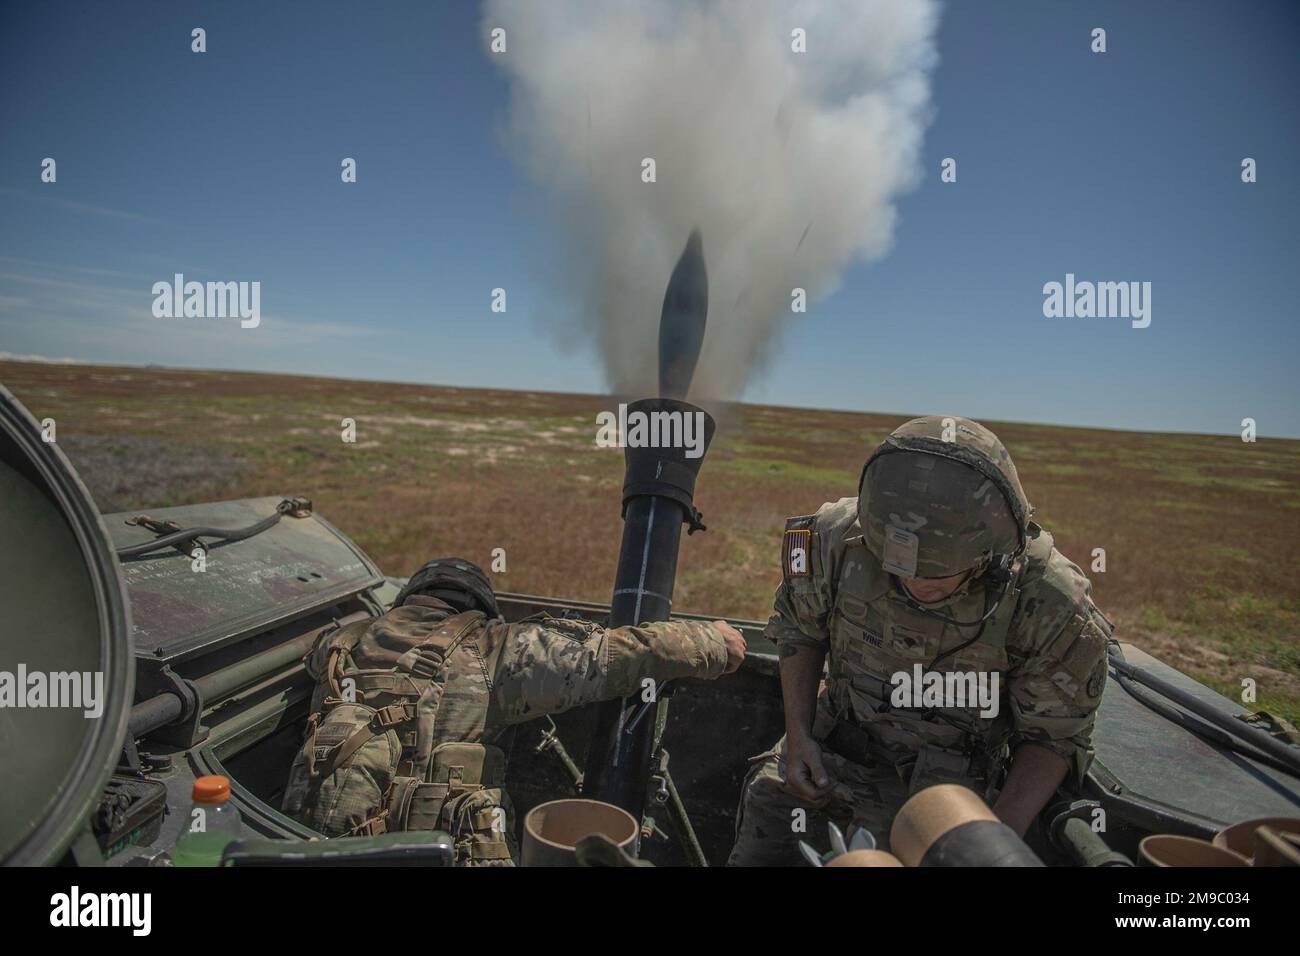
192,775,231,804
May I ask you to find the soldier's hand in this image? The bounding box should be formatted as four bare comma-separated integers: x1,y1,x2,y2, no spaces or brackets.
713,621,746,675
783,734,835,805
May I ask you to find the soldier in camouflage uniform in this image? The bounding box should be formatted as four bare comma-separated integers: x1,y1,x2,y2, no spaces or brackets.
727,416,1113,866
283,557,745,866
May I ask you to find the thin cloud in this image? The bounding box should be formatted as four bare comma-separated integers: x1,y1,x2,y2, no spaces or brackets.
0,351,89,364
0,187,164,225
0,255,149,281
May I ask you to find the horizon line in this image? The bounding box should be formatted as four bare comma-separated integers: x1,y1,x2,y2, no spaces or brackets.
0,354,1292,443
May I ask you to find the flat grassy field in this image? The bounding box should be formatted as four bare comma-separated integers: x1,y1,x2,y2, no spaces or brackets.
5,359,1298,724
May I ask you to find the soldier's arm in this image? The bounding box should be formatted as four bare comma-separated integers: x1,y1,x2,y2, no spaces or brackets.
765,512,837,732
1004,554,1112,828
764,512,835,654
992,742,1069,836
779,643,825,742
772,574,828,745
485,616,731,726
766,510,841,801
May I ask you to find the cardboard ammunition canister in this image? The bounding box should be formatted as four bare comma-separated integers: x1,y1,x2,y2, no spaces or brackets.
522,798,639,867
890,784,1043,867
1139,834,1249,867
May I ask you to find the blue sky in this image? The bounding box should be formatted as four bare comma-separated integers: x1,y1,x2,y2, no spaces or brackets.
1,1,1297,437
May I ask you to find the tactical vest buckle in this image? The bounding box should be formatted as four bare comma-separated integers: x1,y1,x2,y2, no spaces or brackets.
373,703,411,728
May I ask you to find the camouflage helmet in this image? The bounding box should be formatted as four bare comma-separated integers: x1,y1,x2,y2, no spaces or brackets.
395,557,500,618
857,416,1032,579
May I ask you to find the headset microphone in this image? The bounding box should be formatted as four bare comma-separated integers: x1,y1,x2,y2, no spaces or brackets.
902,553,1014,629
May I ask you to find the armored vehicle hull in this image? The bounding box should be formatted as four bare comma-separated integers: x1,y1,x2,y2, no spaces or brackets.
3,384,1297,868
97,497,1300,867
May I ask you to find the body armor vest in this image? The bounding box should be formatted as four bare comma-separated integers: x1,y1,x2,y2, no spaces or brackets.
823,526,1052,786
281,602,514,864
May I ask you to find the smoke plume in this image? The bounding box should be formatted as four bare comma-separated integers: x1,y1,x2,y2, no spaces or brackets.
485,0,940,401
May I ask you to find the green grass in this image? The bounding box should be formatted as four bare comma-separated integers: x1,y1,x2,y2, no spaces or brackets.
5,358,1297,725
710,455,853,486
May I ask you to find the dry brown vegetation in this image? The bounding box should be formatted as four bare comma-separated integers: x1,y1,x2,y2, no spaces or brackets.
5,359,1298,722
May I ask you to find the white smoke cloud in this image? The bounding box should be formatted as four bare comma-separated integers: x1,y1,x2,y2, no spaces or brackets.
485,0,940,401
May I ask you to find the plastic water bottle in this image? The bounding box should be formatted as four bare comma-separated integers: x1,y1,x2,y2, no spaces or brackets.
171,775,243,866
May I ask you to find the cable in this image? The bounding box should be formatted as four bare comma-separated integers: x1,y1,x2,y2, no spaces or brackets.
115,498,303,558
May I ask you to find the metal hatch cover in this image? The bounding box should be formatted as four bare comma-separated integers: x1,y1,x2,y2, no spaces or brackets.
0,387,133,866
1092,642,1300,828
106,496,384,666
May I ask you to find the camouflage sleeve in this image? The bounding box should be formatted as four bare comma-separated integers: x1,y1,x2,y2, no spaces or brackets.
766,580,829,651
486,616,729,725
763,502,853,651
1007,551,1113,787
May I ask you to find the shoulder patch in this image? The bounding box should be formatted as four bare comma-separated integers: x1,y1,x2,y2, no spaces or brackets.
782,515,815,578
